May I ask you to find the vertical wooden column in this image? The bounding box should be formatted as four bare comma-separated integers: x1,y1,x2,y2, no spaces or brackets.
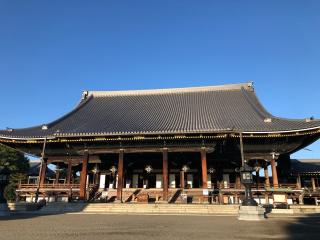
311,177,316,191
55,163,60,184
235,175,241,189
264,165,270,188
201,148,208,188
296,174,301,189
66,159,72,185
39,159,47,186
270,159,278,188
162,148,169,201
256,170,260,189
79,152,89,200
117,150,124,202
180,171,185,189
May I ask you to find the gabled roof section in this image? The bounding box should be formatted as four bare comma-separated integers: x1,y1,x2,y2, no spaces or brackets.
1,82,320,139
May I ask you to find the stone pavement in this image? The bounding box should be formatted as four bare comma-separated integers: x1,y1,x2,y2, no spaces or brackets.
0,213,319,240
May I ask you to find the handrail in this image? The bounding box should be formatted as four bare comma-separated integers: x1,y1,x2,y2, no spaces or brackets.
19,183,80,189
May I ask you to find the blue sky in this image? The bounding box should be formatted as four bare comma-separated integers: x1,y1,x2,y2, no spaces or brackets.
0,0,319,159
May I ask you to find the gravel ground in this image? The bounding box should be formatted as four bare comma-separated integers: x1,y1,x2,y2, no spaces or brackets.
0,213,319,240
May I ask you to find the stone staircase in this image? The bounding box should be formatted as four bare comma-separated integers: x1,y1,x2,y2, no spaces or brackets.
8,202,239,215
39,202,85,213
7,202,28,212
81,203,239,215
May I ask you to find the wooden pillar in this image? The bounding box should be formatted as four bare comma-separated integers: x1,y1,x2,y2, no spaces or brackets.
296,174,301,189
117,150,124,202
256,170,260,189
39,159,47,186
311,177,316,191
79,153,89,200
180,171,185,189
201,148,208,188
235,175,241,189
55,163,60,184
264,165,270,188
270,159,278,188
265,193,269,204
162,148,168,201
66,159,72,185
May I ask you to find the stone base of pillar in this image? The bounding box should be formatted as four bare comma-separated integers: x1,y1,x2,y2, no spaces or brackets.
0,203,10,216
238,206,265,221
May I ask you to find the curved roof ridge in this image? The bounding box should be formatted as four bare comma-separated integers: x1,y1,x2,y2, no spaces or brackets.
86,82,254,97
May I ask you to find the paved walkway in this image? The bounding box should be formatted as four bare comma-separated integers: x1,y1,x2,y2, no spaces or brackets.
0,213,319,240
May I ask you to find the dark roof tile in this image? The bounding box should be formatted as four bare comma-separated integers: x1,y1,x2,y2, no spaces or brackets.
1,82,320,139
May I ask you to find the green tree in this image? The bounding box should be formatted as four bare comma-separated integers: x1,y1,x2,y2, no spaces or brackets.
0,144,29,201
0,144,29,173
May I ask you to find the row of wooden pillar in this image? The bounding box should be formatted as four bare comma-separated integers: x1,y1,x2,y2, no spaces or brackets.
38,150,282,201
39,159,74,186
77,149,209,202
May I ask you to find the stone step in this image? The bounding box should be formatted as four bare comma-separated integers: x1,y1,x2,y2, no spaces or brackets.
82,203,239,214
11,202,239,215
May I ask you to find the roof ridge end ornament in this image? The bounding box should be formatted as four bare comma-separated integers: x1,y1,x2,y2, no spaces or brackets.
82,90,89,100
306,116,314,122
6,127,13,132
264,118,272,123
247,81,254,91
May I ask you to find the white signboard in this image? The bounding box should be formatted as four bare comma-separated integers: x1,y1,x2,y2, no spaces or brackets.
99,174,106,189
203,189,209,196
273,194,286,203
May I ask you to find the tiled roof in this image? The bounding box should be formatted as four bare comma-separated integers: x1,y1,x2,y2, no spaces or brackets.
290,159,320,176
1,82,320,139
28,161,55,176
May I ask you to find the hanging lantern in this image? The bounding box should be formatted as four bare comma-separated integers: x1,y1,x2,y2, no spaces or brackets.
92,164,99,174
181,165,189,172
145,165,153,173
109,165,117,175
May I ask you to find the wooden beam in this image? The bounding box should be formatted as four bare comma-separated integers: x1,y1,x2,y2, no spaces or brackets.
162,148,168,201
79,152,89,200
270,159,278,188
84,146,215,155
201,148,208,188
46,155,100,164
117,150,124,202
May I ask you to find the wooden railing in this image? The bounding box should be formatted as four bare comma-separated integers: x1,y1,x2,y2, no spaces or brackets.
216,183,299,190
17,183,301,192
19,183,80,190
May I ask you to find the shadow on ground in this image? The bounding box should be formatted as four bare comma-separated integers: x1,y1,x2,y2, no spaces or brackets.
286,213,320,240
0,202,88,221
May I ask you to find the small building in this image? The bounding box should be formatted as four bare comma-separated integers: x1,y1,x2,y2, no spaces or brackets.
0,82,320,204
